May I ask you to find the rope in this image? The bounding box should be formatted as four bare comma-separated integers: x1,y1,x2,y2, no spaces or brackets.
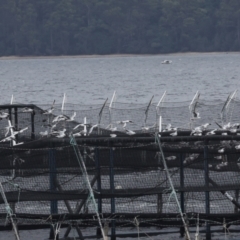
70,134,108,240
155,133,191,240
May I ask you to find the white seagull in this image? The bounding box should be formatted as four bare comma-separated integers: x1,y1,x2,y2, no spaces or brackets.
0,111,9,120
88,124,99,136
51,129,66,138
73,123,88,130
161,60,172,64
125,129,136,135
22,107,35,114
42,100,55,115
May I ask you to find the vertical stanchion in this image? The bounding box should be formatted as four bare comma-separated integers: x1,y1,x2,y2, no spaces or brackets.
180,153,185,237
95,147,102,237
49,148,58,214
109,146,116,240
31,107,35,140
14,107,18,142
49,148,58,240
204,141,211,240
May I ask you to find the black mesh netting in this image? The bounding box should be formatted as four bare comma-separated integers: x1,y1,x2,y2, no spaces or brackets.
0,100,240,232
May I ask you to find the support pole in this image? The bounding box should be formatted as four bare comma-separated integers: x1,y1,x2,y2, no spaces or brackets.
14,107,18,142
64,175,98,238
155,135,191,240
31,107,35,140
49,149,58,214
180,153,185,238
95,148,102,237
204,141,211,240
54,179,84,240
70,136,107,240
109,146,116,240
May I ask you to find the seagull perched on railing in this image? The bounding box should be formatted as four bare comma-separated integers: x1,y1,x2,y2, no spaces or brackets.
53,112,77,123
22,107,35,115
51,129,66,138
124,129,136,135
142,123,156,131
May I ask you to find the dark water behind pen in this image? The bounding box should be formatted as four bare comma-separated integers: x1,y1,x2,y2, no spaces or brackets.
0,52,240,240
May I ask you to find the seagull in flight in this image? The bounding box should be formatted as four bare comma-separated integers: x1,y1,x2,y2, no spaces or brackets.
191,100,200,120
66,112,76,122
42,100,55,115
105,124,117,132
5,125,15,137
117,120,133,129
73,123,89,130
88,124,99,136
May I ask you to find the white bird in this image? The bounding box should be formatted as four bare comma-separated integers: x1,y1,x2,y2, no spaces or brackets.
218,148,225,153
0,112,9,119
52,129,66,138
192,111,200,119
66,112,76,121
170,131,177,136
214,156,222,160
73,132,81,137
142,123,156,131
117,120,133,129
191,100,200,120
73,123,87,130
191,126,202,135
125,129,136,135
235,145,240,150
237,158,240,168
22,107,35,114
88,124,99,135
80,128,87,136
39,130,48,137
106,124,117,132
201,123,211,130
161,60,172,64
42,100,55,115
166,156,176,161
110,134,117,138
52,115,67,123
206,129,217,135
229,128,237,133
5,126,15,137
184,154,199,164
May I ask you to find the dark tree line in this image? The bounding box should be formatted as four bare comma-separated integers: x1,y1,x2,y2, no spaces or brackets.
0,0,240,56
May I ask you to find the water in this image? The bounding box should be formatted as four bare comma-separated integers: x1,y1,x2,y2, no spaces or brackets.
0,52,240,239
0,53,240,105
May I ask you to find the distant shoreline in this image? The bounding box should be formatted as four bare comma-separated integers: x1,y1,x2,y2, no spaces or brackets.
0,51,239,60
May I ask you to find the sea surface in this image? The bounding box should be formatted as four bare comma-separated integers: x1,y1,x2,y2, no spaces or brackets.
0,53,240,105
0,52,240,240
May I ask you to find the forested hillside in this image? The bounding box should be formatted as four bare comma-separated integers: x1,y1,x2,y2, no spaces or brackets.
0,0,240,56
